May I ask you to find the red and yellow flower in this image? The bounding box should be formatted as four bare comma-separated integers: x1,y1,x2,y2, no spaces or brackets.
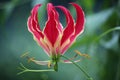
27,3,85,71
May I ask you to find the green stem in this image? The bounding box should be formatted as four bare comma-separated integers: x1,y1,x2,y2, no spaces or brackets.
17,69,54,75
17,63,54,75
94,27,120,42
61,55,93,80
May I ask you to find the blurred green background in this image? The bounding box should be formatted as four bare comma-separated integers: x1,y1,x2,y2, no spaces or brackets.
0,0,120,80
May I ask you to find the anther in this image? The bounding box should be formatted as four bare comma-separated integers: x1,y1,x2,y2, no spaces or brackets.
48,61,51,68
74,50,90,59
20,52,29,58
27,57,35,63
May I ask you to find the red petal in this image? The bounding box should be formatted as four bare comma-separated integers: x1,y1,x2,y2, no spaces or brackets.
31,4,42,31
53,7,63,33
27,5,50,55
56,6,74,46
43,3,59,47
27,16,43,39
61,3,85,54
28,4,44,38
70,3,85,36
61,35,75,54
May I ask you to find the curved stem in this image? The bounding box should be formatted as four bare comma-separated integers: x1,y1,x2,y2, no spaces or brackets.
17,69,54,75
61,55,93,80
94,27,120,42
17,63,54,75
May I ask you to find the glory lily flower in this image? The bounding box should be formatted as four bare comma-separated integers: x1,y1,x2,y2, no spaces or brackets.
27,3,85,71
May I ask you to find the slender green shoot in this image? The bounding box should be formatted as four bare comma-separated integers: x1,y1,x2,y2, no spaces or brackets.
61,55,93,80
94,27,120,42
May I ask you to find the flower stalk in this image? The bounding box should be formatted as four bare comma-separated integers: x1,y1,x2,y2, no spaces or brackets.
61,55,93,80
51,54,61,72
